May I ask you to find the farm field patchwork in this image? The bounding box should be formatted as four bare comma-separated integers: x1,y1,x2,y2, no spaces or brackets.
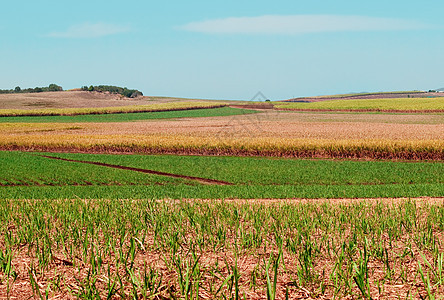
0,91,443,299
0,90,233,110
276,97,444,112
2,198,444,299
0,100,227,117
0,111,442,160
1,151,443,199
0,107,255,123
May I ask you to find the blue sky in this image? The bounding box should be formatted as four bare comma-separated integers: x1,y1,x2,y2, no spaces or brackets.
1,0,444,100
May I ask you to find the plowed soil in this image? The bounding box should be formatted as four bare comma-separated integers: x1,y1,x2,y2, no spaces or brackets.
0,91,214,110
2,112,441,141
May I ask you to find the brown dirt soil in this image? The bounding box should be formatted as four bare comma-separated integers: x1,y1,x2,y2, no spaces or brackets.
1,112,441,140
0,91,216,110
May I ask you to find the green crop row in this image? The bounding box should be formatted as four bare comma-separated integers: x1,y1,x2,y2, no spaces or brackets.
2,199,444,298
2,183,443,200
0,107,256,123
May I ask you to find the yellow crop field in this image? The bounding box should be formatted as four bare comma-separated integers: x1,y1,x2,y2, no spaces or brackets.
276,97,444,112
0,101,226,116
1,133,442,160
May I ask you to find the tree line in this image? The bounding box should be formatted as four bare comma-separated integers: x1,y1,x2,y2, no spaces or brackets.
81,85,143,98
0,83,143,98
0,84,63,94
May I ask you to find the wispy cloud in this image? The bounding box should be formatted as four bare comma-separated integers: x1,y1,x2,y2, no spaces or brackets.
47,22,130,38
179,15,431,35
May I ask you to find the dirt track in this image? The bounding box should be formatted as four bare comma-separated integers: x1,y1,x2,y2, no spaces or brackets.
40,155,234,185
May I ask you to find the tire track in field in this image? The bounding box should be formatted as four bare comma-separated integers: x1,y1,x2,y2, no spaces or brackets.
38,155,234,186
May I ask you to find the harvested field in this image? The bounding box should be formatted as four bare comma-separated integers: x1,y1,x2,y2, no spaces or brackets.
0,90,224,110
2,198,444,299
2,112,441,140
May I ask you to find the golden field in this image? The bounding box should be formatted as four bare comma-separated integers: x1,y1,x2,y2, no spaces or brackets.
1,111,443,159
276,97,444,112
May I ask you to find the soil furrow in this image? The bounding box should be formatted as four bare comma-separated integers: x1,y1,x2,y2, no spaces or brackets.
38,155,234,185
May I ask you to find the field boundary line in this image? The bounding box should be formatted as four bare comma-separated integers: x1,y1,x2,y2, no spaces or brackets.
38,155,234,185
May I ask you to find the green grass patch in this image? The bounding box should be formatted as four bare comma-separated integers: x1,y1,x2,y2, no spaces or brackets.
0,151,187,186
1,151,442,199
46,152,444,185
0,107,256,123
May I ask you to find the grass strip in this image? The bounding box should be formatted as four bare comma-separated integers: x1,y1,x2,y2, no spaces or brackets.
43,152,444,185
0,107,256,123
1,151,442,199
0,101,227,117
1,183,443,199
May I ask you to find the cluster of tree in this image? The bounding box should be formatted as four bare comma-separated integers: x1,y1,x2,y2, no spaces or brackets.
0,84,63,94
81,85,143,98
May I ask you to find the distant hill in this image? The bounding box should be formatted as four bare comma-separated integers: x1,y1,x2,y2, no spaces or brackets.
436,88,444,92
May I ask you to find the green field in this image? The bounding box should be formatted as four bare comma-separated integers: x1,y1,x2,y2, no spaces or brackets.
44,152,444,185
1,151,442,199
0,107,256,123
276,97,444,111
0,101,228,116
0,152,188,186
